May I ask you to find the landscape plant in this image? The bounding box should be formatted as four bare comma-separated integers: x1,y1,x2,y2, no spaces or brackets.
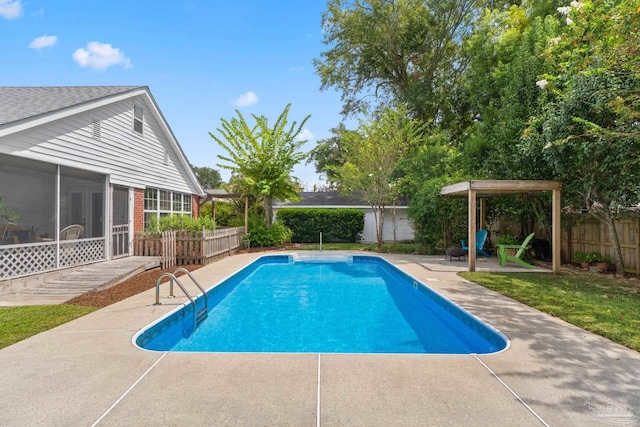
245,214,292,247
333,105,426,247
210,104,310,228
144,214,215,233
527,0,640,275
276,208,364,243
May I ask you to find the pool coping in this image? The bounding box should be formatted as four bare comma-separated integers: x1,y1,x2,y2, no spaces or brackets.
0,252,639,426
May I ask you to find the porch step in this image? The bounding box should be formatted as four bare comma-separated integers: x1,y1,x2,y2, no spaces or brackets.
0,256,161,306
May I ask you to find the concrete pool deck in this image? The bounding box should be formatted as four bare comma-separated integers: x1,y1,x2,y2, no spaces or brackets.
0,252,638,426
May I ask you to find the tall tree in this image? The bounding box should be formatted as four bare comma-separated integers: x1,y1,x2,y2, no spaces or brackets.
190,165,222,189
334,105,426,246
210,104,311,226
306,123,354,187
529,0,640,275
315,0,477,126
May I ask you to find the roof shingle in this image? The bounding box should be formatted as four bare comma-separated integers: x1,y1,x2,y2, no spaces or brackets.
0,86,143,126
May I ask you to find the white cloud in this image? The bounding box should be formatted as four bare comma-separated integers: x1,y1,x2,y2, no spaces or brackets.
32,7,44,17
232,91,258,107
29,35,57,50
72,41,132,70
295,128,314,142
0,0,22,19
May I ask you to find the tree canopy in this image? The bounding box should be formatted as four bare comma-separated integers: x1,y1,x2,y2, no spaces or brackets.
334,105,426,246
307,0,640,273
209,104,310,226
190,165,222,189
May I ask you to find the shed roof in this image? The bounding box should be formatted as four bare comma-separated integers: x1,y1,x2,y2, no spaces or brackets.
274,191,409,207
0,86,142,127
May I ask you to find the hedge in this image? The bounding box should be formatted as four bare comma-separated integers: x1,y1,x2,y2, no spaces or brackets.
276,208,364,243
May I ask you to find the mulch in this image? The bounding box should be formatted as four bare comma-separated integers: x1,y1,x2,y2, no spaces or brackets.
66,264,202,308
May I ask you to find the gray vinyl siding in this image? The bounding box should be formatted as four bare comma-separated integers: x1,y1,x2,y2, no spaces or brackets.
0,95,197,194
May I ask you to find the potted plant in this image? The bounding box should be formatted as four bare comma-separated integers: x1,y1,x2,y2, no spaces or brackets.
572,251,590,269
586,252,610,272
496,234,520,256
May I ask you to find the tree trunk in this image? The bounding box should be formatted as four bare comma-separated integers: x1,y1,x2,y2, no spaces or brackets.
263,196,273,228
391,206,397,243
602,210,625,276
586,200,625,276
373,204,384,248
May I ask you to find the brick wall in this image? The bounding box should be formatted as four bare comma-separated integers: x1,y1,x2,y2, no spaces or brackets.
192,194,199,218
133,188,144,233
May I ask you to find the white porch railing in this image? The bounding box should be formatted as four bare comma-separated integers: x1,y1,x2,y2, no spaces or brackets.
112,224,130,259
0,238,106,279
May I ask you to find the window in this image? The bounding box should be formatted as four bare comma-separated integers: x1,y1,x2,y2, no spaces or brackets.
172,193,182,212
182,195,191,214
143,187,192,229
144,188,157,210
159,190,171,211
133,104,143,134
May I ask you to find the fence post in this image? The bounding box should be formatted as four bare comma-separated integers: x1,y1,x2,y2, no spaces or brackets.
228,229,232,256
201,227,205,262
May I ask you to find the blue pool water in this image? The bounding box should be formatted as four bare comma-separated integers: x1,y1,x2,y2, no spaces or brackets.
135,255,507,354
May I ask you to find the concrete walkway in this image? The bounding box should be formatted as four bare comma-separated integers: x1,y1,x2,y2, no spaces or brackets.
0,253,638,426
0,256,161,306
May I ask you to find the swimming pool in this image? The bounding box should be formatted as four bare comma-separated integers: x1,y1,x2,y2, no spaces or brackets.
134,254,508,354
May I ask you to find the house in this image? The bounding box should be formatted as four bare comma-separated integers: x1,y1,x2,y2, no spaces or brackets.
272,191,415,243
0,86,204,279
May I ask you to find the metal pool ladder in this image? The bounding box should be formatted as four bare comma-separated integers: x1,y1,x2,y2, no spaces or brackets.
154,268,209,328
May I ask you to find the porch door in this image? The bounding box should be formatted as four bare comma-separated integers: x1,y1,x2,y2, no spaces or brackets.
69,186,104,238
112,186,129,258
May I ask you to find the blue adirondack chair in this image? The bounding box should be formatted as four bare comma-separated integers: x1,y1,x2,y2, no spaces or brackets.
461,229,490,257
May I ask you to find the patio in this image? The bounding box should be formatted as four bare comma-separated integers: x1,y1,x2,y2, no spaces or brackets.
0,252,638,426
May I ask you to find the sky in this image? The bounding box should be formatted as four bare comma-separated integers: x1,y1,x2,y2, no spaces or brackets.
0,0,350,187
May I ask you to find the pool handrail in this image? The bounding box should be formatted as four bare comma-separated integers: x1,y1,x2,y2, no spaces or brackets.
154,273,203,328
172,268,208,313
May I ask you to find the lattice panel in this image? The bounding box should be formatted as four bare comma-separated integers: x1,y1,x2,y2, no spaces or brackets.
0,243,56,279
59,239,106,268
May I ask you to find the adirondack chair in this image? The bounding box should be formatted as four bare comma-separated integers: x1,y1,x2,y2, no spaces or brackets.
461,229,490,257
498,232,535,269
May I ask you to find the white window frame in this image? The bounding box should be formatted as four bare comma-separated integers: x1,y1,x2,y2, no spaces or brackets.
143,188,193,229
133,103,144,135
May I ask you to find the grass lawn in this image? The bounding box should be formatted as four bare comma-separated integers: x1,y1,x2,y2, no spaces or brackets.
0,305,98,350
459,271,640,352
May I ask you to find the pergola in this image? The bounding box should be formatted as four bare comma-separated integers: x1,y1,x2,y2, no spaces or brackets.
440,180,562,274
198,189,249,234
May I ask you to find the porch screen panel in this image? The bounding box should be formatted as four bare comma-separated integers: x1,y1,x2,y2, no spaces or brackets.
0,154,56,245
60,166,106,239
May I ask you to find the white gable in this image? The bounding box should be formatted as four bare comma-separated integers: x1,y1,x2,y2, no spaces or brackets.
0,89,203,195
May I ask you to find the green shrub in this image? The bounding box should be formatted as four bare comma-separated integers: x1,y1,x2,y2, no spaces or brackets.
246,215,293,247
145,214,215,233
276,208,364,243
496,234,520,245
200,201,244,227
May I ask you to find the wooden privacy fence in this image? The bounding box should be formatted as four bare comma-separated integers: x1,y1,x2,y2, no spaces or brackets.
135,227,245,267
562,217,640,274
